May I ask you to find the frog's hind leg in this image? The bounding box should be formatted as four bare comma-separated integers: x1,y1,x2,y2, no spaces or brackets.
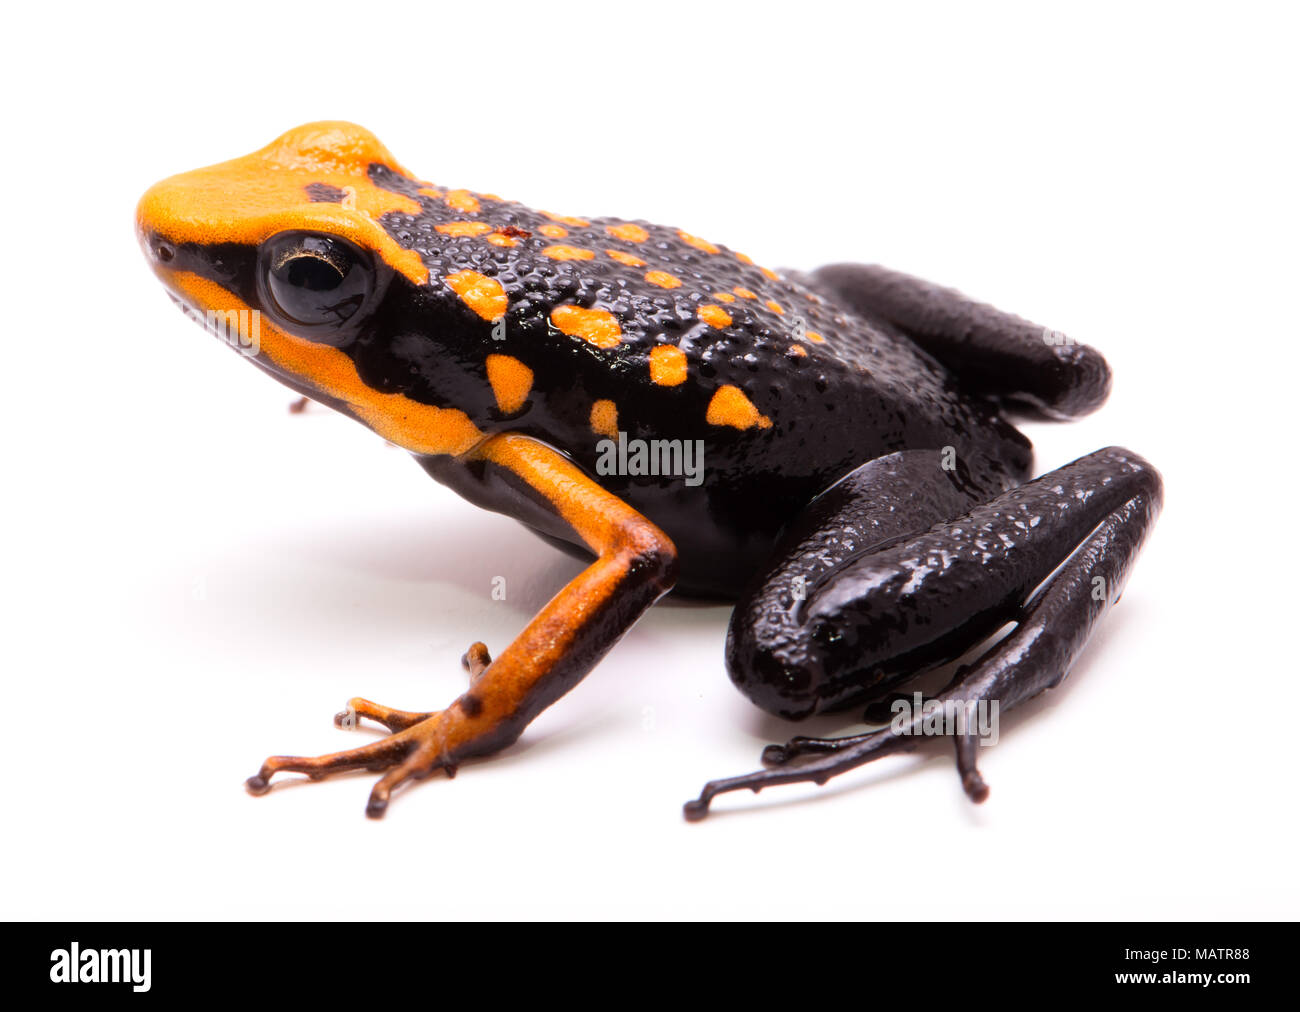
812,263,1111,420
684,446,1161,821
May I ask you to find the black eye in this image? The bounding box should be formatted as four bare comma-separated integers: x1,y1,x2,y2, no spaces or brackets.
260,233,374,333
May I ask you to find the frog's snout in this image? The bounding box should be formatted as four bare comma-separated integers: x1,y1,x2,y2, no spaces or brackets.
138,224,176,275
135,181,181,280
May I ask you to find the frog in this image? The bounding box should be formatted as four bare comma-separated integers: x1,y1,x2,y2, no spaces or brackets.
136,122,1163,820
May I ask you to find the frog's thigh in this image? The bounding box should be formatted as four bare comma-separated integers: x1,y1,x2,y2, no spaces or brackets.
690,446,1162,819
726,449,998,719
812,263,1112,419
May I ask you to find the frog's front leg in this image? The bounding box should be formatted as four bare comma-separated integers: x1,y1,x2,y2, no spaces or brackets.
685,446,1161,820
245,434,677,817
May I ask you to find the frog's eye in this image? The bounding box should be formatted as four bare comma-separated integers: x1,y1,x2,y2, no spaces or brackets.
258,232,375,337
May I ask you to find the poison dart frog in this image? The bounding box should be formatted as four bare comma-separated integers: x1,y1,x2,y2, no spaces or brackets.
137,122,1162,819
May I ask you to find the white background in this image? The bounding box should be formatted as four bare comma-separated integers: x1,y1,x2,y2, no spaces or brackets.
3,1,1296,920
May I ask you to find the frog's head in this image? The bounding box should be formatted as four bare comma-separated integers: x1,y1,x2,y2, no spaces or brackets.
136,122,483,456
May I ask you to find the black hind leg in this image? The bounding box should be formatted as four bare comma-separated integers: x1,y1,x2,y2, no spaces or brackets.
813,263,1112,419
686,446,1162,821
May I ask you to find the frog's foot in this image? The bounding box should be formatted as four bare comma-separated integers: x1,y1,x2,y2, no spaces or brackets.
686,705,992,821
686,447,1162,821
245,642,506,817
244,720,451,819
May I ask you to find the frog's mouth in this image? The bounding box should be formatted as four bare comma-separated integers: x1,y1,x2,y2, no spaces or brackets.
160,286,354,417
154,266,484,458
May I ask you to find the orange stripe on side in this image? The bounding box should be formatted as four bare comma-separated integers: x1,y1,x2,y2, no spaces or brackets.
169,271,483,456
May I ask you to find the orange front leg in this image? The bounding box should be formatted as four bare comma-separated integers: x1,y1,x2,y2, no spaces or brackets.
245,433,677,817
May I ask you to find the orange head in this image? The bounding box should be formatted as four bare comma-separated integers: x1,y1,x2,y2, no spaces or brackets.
136,122,484,456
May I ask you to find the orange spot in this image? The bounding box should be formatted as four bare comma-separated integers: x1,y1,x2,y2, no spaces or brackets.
551,305,622,349
698,305,733,329
485,354,534,414
486,232,517,247
713,292,736,303
787,344,808,357
543,211,591,227
543,244,595,261
645,270,682,289
706,385,771,430
678,230,720,254
480,193,504,202
445,189,480,213
733,287,757,300
589,399,619,438
607,223,649,243
765,299,784,315
606,249,647,267
169,272,481,455
761,266,779,281
538,224,568,238
445,269,507,322
805,330,826,343
734,252,754,265
135,120,429,284
437,221,493,237
418,187,443,199
649,345,688,386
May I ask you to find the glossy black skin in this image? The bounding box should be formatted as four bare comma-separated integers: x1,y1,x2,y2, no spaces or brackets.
726,446,1161,719
340,166,1042,596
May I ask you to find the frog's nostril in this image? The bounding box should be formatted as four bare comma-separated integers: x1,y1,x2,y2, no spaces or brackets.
156,243,174,263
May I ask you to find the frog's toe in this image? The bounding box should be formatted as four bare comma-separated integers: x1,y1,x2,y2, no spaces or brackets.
685,725,909,820
245,728,421,798
244,666,525,815
460,641,491,682
331,645,489,735
760,690,944,765
761,734,869,766
334,698,435,733
364,743,450,819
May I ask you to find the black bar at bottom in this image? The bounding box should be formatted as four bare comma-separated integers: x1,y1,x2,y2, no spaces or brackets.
6,920,1278,996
